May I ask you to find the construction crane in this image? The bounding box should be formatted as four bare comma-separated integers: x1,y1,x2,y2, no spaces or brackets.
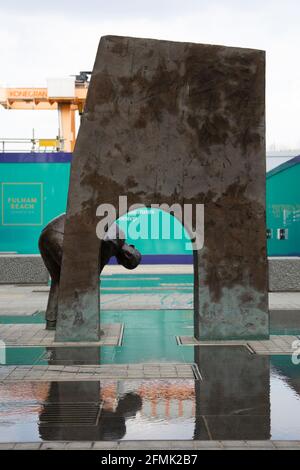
0,72,90,152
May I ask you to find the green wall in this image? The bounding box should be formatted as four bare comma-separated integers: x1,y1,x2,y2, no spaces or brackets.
1,155,300,257
0,159,70,254
0,156,192,255
266,158,300,256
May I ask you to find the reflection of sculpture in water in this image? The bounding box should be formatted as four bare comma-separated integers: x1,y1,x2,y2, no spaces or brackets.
39,213,141,330
193,346,271,440
39,381,142,441
38,348,143,441
98,392,142,440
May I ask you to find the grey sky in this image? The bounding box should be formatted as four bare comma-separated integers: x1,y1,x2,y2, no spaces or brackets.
1,0,201,19
3,0,260,19
0,0,300,150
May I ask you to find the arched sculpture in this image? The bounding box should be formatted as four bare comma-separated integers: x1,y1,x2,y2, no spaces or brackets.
54,36,269,342
39,213,141,330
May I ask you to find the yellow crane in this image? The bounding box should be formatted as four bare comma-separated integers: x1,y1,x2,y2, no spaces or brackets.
0,72,89,152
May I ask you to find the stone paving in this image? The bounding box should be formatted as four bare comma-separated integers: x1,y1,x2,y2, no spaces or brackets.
179,335,300,355
0,440,300,450
1,279,300,447
3,323,298,355
0,323,123,347
2,284,300,314
0,285,48,315
0,363,197,381
249,335,300,354
0,284,193,313
269,291,300,310
100,292,193,310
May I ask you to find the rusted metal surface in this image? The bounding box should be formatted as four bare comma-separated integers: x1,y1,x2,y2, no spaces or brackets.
56,36,268,341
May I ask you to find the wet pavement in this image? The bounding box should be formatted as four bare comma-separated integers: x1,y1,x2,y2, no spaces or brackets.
0,273,300,444
1,272,300,314
0,350,300,441
1,337,300,441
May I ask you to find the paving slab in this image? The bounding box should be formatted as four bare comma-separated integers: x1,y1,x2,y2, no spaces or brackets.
0,323,123,347
2,284,300,314
92,441,119,450
0,363,199,381
272,440,300,448
178,335,300,355
0,440,299,450
14,443,42,450
0,443,15,449
40,442,67,450
65,442,93,450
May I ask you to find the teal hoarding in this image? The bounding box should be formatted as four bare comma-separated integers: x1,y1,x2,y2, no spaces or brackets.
0,154,71,254
1,153,300,257
266,156,300,256
0,153,192,258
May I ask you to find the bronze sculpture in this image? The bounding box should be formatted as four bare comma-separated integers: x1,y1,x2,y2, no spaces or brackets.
56,36,268,342
39,213,141,330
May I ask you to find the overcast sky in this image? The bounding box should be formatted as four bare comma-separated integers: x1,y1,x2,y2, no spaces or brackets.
0,0,300,150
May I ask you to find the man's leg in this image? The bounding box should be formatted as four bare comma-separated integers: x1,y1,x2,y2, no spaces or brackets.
39,230,62,330
45,280,60,329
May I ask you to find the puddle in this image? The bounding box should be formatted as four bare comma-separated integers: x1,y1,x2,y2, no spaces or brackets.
0,348,300,441
270,309,300,335
0,312,45,324
101,274,194,289
1,283,300,442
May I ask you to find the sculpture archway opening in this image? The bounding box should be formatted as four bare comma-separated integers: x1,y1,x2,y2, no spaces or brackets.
109,207,200,335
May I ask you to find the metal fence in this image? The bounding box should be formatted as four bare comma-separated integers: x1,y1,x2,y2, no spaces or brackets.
0,138,64,153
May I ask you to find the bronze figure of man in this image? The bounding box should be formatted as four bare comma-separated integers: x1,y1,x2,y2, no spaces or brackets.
39,214,141,330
